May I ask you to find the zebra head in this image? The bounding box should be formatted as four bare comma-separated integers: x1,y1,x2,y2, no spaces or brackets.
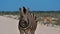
19,7,30,29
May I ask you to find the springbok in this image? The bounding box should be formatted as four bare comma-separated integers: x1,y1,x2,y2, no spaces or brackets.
41,16,55,26
18,7,38,34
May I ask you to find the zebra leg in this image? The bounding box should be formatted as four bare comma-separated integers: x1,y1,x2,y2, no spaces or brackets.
30,30,35,34
20,30,24,34
25,30,29,34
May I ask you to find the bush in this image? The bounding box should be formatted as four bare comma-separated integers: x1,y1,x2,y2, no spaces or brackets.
54,19,60,25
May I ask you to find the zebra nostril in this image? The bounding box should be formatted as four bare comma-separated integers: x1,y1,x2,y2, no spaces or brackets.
24,21,27,23
20,21,28,28
23,21,28,25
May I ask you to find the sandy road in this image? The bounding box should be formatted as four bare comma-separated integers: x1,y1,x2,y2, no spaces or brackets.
0,16,60,34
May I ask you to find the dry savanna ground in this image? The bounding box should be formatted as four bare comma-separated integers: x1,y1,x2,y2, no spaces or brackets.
0,15,60,34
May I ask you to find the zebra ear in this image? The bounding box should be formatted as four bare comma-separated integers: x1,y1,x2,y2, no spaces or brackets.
23,7,26,14
26,8,29,14
19,7,29,16
22,7,29,15
19,7,24,16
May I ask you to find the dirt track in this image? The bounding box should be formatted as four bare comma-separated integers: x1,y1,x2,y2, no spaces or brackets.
0,16,60,34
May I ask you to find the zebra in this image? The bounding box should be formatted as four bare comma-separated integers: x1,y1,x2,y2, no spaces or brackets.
18,7,38,34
